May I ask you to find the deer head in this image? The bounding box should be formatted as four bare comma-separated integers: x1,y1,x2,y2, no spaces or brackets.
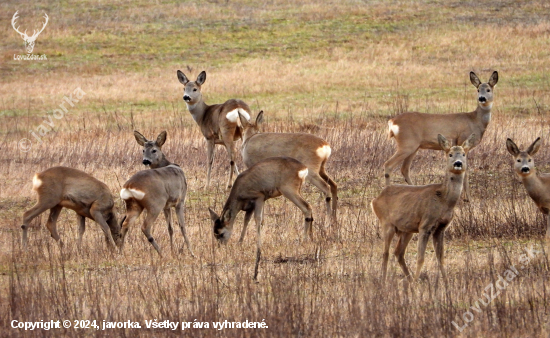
12,11,49,53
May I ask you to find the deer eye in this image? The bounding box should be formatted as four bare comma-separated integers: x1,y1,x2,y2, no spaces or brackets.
152,150,157,153
528,159,531,162
193,88,197,92
487,89,491,92
517,159,521,162
142,150,145,153
463,153,465,156
449,154,453,157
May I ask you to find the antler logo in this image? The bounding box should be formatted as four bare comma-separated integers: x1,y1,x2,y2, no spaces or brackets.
12,11,49,54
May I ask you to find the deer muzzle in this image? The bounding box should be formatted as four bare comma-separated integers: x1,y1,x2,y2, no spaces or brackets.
453,161,463,170
521,166,530,173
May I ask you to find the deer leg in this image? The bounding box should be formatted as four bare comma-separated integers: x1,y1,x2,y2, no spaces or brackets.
319,164,338,224
206,140,215,188
163,209,174,254
414,230,431,280
433,226,447,279
394,232,414,281
401,149,418,185
239,210,254,243
175,202,194,257
90,204,117,250
119,206,142,252
45,205,63,246
77,215,86,250
253,198,265,280
381,224,396,282
384,148,416,186
307,173,332,221
280,187,314,241
21,200,57,247
223,140,238,189
463,169,471,202
141,209,163,256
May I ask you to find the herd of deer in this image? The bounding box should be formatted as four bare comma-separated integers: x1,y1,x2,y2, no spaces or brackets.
20,70,550,281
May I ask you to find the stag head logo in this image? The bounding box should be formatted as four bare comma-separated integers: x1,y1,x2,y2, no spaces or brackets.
12,11,49,54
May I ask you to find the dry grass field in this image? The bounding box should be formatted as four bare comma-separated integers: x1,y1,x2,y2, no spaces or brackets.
1,0,550,337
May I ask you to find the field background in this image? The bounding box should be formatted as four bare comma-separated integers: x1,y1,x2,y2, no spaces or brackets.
1,0,550,337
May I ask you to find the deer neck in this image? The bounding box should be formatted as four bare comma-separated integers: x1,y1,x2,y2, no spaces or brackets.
150,155,172,169
521,171,545,201
186,100,209,123
441,171,465,207
475,104,493,129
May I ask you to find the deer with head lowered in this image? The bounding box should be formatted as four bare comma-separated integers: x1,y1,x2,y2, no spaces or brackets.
506,137,550,241
208,156,313,280
20,166,120,250
238,111,338,224
384,71,498,201
373,133,475,281
177,70,251,188
117,131,194,257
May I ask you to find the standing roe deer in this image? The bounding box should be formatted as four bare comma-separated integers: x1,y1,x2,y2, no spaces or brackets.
373,133,475,281
384,71,498,201
506,137,550,240
177,70,251,188
21,166,120,249
238,111,338,224
208,156,313,280
118,131,194,257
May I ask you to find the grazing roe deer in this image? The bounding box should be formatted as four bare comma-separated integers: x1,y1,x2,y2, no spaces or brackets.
506,137,550,240
238,111,338,224
208,156,313,280
384,71,498,201
373,133,475,281
177,70,251,188
118,131,194,257
21,166,120,249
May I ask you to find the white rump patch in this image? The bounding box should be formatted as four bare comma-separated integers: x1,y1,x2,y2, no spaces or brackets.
298,168,309,180
120,188,145,200
389,120,399,136
316,145,332,159
226,108,250,123
32,174,42,190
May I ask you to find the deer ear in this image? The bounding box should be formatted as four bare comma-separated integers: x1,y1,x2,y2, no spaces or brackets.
177,70,189,85
506,138,520,156
134,130,148,146
256,110,264,125
470,72,481,88
488,71,499,87
156,131,167,147
462,133,476,152
438,134,451,152
238,112,250,128
208,208,219,221
527,137,541,156
196,71,206,86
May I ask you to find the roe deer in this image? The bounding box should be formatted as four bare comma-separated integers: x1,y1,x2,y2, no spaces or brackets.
384,71,498,201
238,111,338,224
177,70,251,188
372,133,475,281
21,166,120,249
118,131,194,257
208,157,313,280
506,137,550,240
